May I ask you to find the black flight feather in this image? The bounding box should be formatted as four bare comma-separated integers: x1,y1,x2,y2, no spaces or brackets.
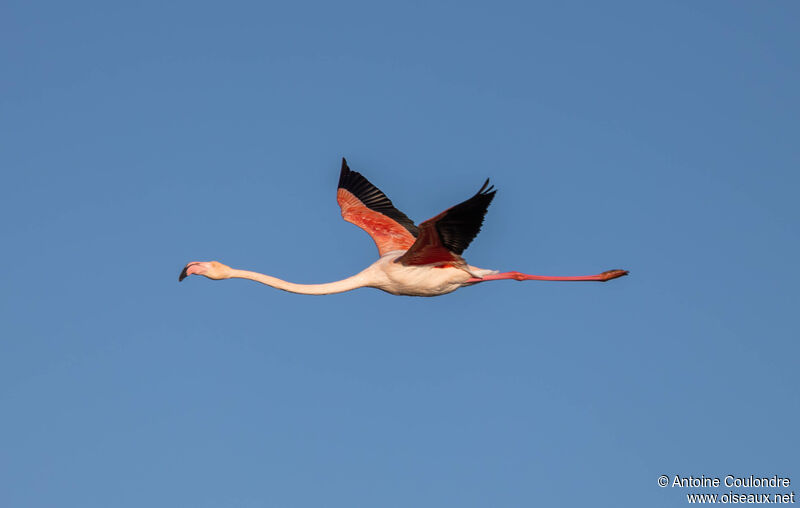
434,179,496,255
338,158,419,237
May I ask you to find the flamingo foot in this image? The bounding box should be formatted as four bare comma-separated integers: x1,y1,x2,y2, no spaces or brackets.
598,269,629,281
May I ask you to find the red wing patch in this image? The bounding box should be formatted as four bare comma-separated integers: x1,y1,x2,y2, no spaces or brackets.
393,221,461,266
337,189,417,256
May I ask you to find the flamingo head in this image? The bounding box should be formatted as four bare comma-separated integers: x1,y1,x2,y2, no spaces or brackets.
179,261,233,281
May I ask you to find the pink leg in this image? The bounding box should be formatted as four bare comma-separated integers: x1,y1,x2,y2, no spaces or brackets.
467,269,628,283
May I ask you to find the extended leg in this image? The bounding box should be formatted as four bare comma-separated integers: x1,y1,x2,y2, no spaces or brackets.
466,269,628,283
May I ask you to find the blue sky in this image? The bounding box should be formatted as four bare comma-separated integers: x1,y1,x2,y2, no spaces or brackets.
2,1,798,506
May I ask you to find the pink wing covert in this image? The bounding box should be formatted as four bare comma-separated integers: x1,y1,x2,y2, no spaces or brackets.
336,159,418,257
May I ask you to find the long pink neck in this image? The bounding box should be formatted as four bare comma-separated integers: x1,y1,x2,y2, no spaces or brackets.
229,269,370,295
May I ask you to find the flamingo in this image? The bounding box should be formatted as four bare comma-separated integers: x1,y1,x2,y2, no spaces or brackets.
179,158,628,296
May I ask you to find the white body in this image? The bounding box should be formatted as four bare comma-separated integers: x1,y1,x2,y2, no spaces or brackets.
361,251,498,296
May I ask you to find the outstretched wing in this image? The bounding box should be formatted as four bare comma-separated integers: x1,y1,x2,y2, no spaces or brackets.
337,158,419,256
395,179,496,266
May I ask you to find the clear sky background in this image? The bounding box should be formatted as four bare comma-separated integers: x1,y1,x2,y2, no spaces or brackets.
2,1,798,506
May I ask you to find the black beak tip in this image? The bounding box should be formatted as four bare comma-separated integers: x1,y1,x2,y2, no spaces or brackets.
179,266,189,282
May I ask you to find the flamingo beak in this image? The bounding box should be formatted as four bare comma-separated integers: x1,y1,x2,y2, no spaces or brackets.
179,262,206,281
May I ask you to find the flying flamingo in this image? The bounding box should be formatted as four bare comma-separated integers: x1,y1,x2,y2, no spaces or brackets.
179,158,627,296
